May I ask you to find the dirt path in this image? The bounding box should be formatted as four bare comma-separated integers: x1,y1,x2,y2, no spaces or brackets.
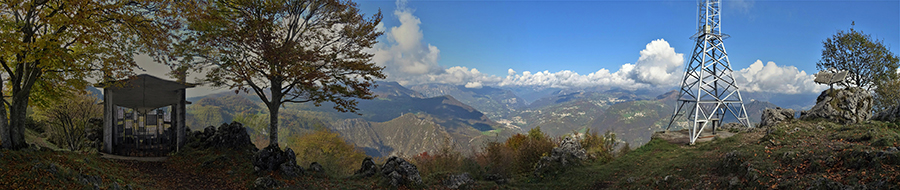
110,158,244,190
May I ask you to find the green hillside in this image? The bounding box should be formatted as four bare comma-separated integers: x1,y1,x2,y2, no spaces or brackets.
508,91,645,137
537,120,900,189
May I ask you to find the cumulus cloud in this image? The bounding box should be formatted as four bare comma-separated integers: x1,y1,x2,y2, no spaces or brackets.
735,60,826,94
497,66,646,89
378,38,683,90
628,39,684,85
464,81,483,89
371,0,443,80
369,2,820,94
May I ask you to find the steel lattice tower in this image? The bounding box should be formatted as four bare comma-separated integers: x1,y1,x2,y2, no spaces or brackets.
666,0,751,144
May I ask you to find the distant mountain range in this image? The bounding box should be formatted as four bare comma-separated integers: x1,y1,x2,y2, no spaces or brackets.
184,81,814,156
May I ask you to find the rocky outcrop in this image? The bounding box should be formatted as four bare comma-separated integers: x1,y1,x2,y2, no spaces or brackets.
533,137,588,178
872,105,900,122
188,121,255,151
760,108,795,127
444,173,474,189
252,145,303,177
800,88,873,124
279,148,303,177
380,156,422,187
354,157,379,178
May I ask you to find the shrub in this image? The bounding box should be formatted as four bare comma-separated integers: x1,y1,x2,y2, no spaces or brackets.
580,129,619,164
477,127,556,178
284,129,367,176
34,92,101,151
413,138,459,173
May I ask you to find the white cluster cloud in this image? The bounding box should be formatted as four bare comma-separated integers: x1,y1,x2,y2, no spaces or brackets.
735,60,827,94
371,0,824,95
628,39,684,85
371,0,443,79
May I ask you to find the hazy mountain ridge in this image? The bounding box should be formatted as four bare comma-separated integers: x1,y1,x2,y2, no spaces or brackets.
184,81,804,158
409,83,527,120
184,82,513,157
505,91,643,137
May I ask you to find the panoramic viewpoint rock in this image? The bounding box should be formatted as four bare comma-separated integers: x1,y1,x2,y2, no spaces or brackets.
800,87,872,125
380,156,422,187
760,107,795,128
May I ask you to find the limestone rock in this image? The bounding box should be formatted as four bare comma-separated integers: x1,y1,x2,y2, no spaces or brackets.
380,156,422,187
872,105,900,122
354,157,379,178
252,145,293,172
800,88,873,125
533,137,588,178
308,162,324,173
444,173,474,189
279,162,303,177
188,121,255,151
253,176,279,189
760,107,795,127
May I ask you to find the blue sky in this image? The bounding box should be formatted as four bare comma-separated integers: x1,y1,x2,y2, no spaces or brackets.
354,0,899,94
137,0,898,97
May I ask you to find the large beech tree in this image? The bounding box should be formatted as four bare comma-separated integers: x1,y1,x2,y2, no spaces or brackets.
0,0,179,149
817,28,899,91
179,0,384,147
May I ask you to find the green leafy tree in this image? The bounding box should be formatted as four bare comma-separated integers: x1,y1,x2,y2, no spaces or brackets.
35,92,101,151
874,78,900,112
0,0,179,149
178,0,384,147
817,27,899,91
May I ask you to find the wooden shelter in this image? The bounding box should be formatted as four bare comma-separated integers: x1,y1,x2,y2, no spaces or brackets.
95,74,194,156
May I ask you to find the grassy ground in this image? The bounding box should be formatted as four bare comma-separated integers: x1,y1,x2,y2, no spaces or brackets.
3,119,899,189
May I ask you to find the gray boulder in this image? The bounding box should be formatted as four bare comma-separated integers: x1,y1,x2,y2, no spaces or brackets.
354,157,379,178
444,173,474,189
252,145,300,174
189,122,255,151
279,162,303,177
760,107,795,127
308,162,324,173
380,156,422,187
872,105,900,122
253,176,279,189
533,136,588,178
800,87,873,124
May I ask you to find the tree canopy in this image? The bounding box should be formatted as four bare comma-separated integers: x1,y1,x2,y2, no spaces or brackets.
177,0,384,147
817,28,899,91
0,0,180,149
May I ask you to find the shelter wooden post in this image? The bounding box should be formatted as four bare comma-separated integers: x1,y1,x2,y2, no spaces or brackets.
176,88,186,151
103,88,114,153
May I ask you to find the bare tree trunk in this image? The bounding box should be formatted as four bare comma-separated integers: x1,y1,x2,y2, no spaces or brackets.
8,91,29,149
0,79,9,149
267,104,279,148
